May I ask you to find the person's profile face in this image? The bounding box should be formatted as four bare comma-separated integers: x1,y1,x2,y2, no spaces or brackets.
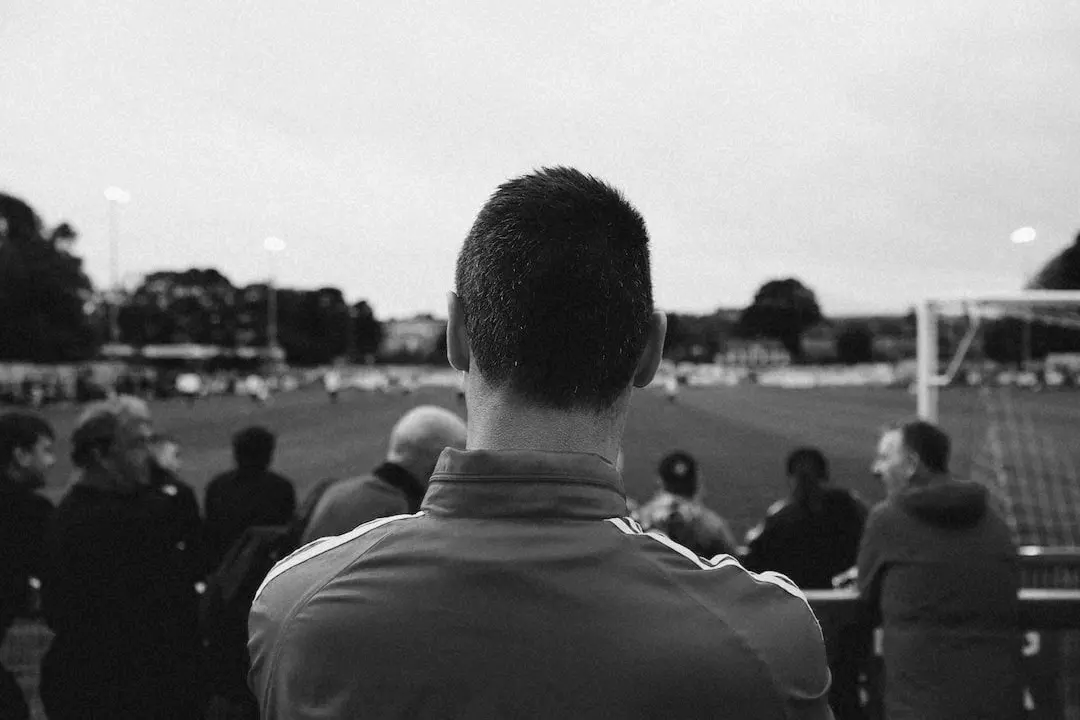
153,441,181,473
14,435,56,489
115,418,154,487
872,430,912,496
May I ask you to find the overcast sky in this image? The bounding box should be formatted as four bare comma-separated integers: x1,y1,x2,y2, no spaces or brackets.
2,1,1078,319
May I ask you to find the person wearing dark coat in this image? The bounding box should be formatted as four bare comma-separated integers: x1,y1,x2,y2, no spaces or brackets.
859,420,1021,720
742,448,868,719
40,396,202,719
0,411,56,720
743,448,867,589
148,433,205,586
301,406,466,543
203,426,296,573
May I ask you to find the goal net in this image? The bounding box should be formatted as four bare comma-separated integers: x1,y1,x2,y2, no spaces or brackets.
916,291,1080,551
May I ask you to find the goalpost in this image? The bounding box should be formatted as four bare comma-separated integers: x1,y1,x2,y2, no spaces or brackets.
916,290,1080,552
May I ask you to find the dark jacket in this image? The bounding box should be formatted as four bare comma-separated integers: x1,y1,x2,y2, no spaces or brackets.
743,488,867,589
40,481,203,719
300,462,423,544
857,480,1021,720
149,462,205,584
0,482,52,720
250,449,834,720
0,483,52,631
204,468,296,573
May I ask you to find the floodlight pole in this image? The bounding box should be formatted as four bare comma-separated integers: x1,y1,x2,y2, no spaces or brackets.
104,187,130,345
916,299,938,422
108,200,120,344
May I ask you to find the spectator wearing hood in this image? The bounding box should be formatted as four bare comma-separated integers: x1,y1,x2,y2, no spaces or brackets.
858,420,1021,720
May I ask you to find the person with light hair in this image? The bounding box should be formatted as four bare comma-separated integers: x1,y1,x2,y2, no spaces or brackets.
301,405,467,543
40,396,202,720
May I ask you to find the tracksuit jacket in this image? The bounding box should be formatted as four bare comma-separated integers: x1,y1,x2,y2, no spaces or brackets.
857,479,1021,720
249,448,834,719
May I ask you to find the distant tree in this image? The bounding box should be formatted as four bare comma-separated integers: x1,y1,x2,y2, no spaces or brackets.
351,301,383,360
836,324,874,365
0,193,97,361
735,278,823,361
1030,231,1080,290
662,311,735,363
120,269,238,346
979,235,1080,365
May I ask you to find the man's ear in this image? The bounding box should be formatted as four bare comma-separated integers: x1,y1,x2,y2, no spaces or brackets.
447,292,471,372
633,311,667,388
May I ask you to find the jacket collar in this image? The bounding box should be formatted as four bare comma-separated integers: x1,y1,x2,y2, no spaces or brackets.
373,461,426,513
423,448,627,519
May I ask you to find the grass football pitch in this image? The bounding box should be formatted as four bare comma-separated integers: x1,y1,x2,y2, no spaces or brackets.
31,383,1080,546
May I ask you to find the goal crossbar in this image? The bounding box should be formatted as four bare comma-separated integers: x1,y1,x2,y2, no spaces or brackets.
917,290,1080,421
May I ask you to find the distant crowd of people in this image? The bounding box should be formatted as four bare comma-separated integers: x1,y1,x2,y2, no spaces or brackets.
2,168,1029,720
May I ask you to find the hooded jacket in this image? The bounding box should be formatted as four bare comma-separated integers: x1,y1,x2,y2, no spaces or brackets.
857,479,1021,720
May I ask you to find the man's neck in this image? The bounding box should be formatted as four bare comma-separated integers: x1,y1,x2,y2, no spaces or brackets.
465,391,624,463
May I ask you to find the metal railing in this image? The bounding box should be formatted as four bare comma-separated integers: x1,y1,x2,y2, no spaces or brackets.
806,588,1080,720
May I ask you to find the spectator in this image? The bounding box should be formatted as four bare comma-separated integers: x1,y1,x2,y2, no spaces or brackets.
742,448,868,719
176,371,202,405
634,450,739,558
40,396,201,719
323,368,342,404
204,426,296,572
149,433,205,588
858,420,1021,720
0,411,56,720
743,448,867,589
302,406,466,543
249,167,833,719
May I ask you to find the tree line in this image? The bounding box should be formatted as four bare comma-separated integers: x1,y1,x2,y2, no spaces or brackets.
3,190,1078,366
0,193,382,366
663,232,1080,366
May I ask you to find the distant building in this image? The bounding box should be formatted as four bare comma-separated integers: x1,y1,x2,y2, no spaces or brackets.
718,338,791,367
379,315,446,359
801,323,839,363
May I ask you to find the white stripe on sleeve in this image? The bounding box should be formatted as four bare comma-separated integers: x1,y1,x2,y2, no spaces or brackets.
254,512,422,602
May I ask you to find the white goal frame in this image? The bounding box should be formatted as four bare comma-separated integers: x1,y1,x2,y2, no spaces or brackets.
917,290,1080,422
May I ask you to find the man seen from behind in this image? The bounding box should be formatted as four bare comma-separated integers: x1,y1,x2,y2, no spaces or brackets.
249,167,833,719
204,426,296,573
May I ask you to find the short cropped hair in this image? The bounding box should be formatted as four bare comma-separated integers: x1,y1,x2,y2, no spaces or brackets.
233,426,276,471
659,451,698,498
71,396,151,469
786,447,829,481
898,420,951,474
455,167,654,410
0,411,54,468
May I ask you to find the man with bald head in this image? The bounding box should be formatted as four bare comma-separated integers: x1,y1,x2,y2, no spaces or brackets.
301,405,466,543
